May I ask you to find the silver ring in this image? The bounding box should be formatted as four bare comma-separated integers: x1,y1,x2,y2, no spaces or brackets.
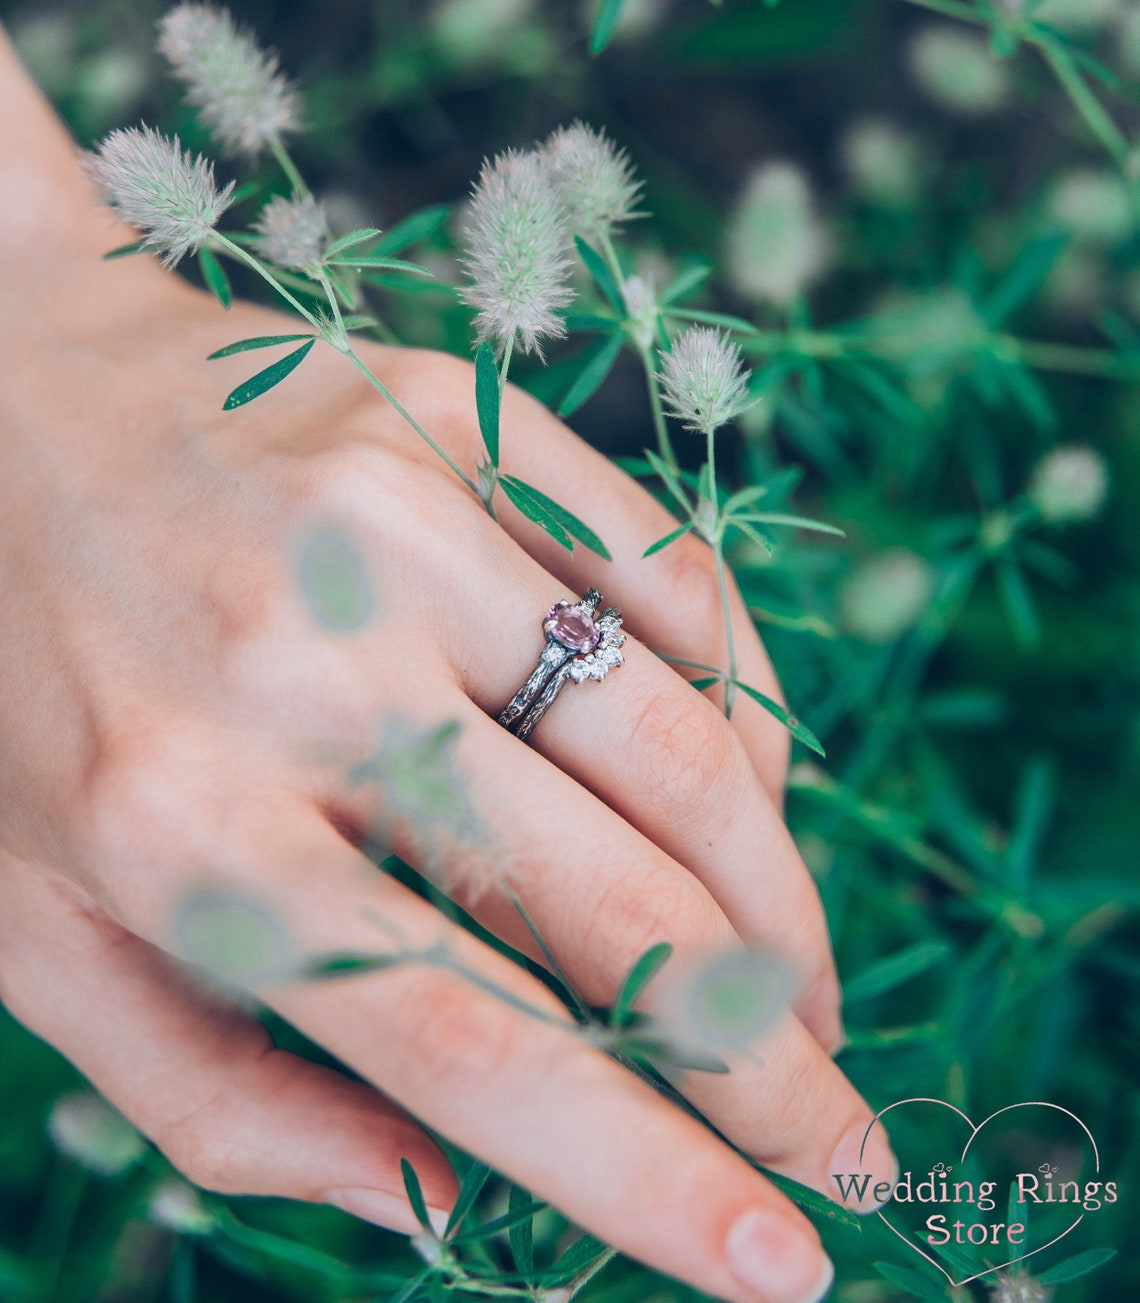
498,588,625,740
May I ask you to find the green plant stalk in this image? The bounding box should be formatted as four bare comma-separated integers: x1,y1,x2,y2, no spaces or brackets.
739,324,1140,381
315,269,349,348
899,0,1134,175
344,352,479,493
898,0,980,21
212,232,321,326
269,136,310,197
31,1160,87,1301
638,341,678,466
597,229,679,467
599,230,624,296
1039,41,1131,165
213,235,479,495
706,424,739,719
498,336,514,401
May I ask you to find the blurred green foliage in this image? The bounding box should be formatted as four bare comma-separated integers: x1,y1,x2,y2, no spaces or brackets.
1,0,1138,1300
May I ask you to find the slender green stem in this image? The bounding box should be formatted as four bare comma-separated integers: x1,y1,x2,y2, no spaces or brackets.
998,335,1140,378
705,424,717,511
269,136,310,197
497,336,514,402
211,234,321,327
739,321,1140,381
213,239,478,496
316,270,349,349
705,424,739,719
344,350,478,493
1039,42,1130,165
713,541,738,719
638,344,677,466
599,231,625,296
897,0,982,21
32,1161,87,1301
898,0,1135,175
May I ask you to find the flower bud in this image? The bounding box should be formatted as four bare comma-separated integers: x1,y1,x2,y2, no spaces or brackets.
48,1092,146,1176
909,26,1009,115
842,550,934,644
254,193,330,273
725,162,831,305
1028,446,1109,523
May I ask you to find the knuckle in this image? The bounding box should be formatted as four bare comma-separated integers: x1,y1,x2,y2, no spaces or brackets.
78,729,190,870
580,869,732,1004
155,1035,275,1194
359,347,481,462
628,685,749,829
762,1051,835,1159
653,533,724,629
159,1114,246,1193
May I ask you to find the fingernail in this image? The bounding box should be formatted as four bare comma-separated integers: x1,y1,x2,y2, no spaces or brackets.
725,1209,834,1303
826,1115,898,1214
325,1187,450,1238
799,974,844,1058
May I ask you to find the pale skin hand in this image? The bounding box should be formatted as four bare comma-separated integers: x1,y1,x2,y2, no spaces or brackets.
0,32,895,1303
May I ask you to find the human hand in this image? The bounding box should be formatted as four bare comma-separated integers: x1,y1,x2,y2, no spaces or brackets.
0,44,893,1303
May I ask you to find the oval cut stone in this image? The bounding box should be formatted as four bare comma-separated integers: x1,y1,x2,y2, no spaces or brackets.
544,603,600,651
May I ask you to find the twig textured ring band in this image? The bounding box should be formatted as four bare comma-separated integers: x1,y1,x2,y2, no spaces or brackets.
498,588,625,741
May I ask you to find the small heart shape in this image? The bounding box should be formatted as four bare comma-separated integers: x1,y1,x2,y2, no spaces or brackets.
863,1098,1100,1288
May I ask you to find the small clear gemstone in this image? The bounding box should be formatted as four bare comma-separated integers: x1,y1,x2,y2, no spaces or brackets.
545,603,600,651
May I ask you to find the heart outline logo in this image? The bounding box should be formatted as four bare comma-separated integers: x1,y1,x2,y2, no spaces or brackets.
860,1098,1101,1288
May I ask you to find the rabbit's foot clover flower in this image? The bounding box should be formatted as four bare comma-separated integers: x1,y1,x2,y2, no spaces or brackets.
543,120,643,243
85,125,234,266
909,26,1009,116
460,148,574,357
988,1271,1053,1303
254,192,329,273
1048,167,1133,247
726,162,831,306
148,1180,217,1235
48,1091,146,1176
841,118,923,207
1028,445,1109,523
842,550,935,644
622,274,659,350
659,326,752,438
158,3,300,157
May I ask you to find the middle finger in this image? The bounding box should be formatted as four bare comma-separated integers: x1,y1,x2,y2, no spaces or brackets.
440,544,842,1053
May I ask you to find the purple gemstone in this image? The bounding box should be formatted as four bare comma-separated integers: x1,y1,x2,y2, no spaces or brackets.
544,603,600,651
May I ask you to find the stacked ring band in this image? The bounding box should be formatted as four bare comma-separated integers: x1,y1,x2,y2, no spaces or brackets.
497,588,625,741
